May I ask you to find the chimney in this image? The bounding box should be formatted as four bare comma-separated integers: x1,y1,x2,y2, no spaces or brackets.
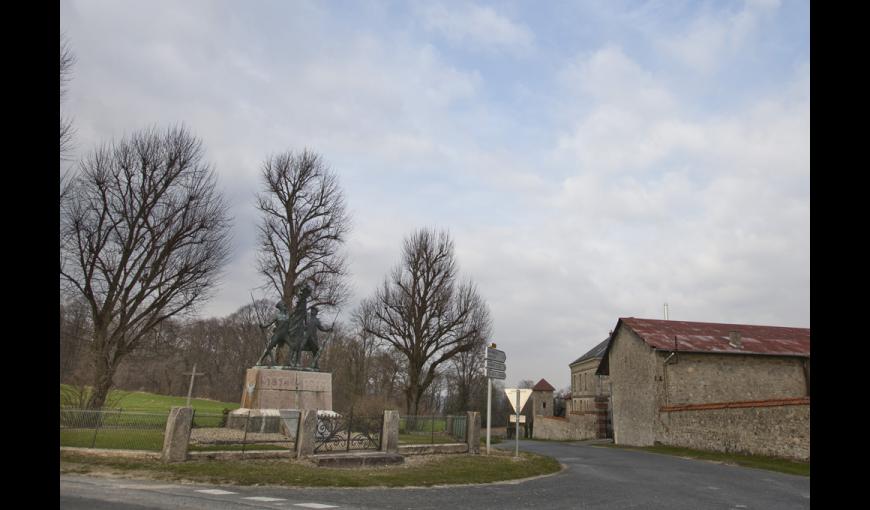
728,331,742,348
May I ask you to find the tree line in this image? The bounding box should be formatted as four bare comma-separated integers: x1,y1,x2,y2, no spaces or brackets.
58,36,512,423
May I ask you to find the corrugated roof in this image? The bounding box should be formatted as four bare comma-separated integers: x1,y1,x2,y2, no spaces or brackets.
532,378,555,391
570,337,611,366
620,317,810,357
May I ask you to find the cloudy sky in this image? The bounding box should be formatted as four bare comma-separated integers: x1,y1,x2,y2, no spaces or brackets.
60,0,809,391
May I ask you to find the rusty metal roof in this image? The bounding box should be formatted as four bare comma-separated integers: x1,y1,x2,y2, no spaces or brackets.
620,317,810,357
532,378,556,391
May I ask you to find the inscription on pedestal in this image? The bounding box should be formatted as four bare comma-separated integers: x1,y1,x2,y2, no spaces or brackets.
241,368,332,411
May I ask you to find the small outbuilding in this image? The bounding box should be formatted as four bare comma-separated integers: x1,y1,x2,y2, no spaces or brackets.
597,317,810,461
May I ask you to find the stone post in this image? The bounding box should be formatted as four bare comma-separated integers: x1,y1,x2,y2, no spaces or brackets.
466,411,481,454
161,407,193,463
380,410,399,453
295,409,318,459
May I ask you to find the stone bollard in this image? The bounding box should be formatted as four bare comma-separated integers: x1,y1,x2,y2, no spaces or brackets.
380,410,399,453
466,411,481,454
295,409,318,459
162,407,193,463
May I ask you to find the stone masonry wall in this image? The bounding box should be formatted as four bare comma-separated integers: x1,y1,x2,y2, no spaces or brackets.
533,413,597,441
657,402,810,461
609,327,659,446
663,352,807,405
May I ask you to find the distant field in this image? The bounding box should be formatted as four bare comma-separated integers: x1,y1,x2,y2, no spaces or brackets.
60,385,240,414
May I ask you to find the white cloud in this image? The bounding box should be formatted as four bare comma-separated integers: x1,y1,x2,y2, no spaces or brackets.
419,3,534,54
657,0,781,72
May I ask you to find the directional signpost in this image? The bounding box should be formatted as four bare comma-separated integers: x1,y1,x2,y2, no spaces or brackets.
504,387,532,457
483,345,506,455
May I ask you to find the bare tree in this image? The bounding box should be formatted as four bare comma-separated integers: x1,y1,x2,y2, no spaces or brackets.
60,34,76,161
358,228,492,417
444,337,487,414
60,125,232,409
255,150,350,314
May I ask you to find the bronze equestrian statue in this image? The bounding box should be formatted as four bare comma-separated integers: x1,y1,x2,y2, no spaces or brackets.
255,286,332,369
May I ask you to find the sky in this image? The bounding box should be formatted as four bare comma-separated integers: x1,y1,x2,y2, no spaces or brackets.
60,0,810,391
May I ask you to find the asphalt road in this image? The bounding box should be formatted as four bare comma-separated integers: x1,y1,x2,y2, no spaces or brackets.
60,440,810,509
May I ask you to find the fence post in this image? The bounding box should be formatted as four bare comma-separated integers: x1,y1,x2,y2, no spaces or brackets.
380,410,399,453
89,410,102,449
161,407,194,463
466,411,481,454
241,410,250,456
295,409,317,459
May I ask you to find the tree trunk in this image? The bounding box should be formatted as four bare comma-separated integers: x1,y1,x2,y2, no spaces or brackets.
87,355,117,410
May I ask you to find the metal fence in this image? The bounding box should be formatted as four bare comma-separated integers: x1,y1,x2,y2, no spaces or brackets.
314,412,383,453
188,410,297,454
398,415,467,445
59,408,169,451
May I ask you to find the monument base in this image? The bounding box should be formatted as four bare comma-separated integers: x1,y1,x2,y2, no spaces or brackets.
226,367,333,434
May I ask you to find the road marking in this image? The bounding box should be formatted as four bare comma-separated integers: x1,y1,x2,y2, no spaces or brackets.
116,484,178,490
244,497,288,502
293,504,339,509
196,489,238,495
707,486,720,490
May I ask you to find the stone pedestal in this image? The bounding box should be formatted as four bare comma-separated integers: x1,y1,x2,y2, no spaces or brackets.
241,367,332,410
227,367,332,433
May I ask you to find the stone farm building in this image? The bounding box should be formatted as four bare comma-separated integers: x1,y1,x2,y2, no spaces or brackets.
533,341,613,441
569,337,611,414
597,317,810,461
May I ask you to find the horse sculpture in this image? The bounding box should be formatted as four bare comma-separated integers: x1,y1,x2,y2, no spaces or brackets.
255,286,331,369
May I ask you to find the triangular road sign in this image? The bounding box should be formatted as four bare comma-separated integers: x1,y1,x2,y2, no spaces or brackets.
503,388,532,413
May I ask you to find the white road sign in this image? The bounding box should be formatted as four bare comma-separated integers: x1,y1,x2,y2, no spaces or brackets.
503,388,532,413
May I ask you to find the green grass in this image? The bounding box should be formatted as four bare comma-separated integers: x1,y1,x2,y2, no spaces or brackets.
60,384,240,414
601,443,809,477
60,450,561,487
60,429,165,451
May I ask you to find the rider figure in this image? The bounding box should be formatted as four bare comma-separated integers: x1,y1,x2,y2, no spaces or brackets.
303,306,333,369
255,286,311,367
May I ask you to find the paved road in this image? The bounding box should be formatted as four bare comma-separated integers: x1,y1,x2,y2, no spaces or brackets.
60,440,810,509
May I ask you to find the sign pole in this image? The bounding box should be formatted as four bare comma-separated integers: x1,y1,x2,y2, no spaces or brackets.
486,377,492,455
515,389,520,458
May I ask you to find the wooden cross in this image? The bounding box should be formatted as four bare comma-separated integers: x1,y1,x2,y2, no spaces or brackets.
183,363,206,407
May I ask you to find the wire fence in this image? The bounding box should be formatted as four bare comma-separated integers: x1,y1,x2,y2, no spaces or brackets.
188,410,297,454
398,415,467,445
59,408,169,451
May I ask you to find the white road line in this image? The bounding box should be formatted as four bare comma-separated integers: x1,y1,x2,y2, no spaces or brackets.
196,489,238,495
244,496,288,502
293,504,339,509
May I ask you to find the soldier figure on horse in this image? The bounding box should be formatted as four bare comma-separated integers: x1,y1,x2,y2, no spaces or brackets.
255,285,332,369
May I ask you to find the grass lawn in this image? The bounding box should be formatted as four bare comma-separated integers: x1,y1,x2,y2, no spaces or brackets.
60,450,561,487
60,384,239,414
60,429,165,451
601,443,809,477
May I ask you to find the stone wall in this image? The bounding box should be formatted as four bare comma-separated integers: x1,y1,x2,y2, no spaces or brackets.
657,400,810,461
608,327,660,446
663,352,807,405
532,413,597,441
